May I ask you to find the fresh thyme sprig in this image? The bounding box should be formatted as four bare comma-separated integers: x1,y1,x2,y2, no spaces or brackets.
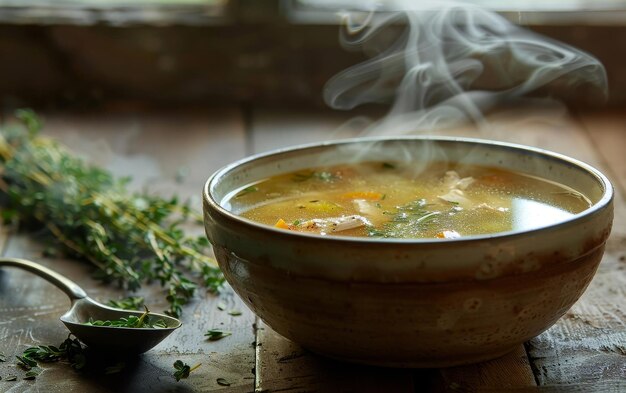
84,306,167,328
0,110,224,317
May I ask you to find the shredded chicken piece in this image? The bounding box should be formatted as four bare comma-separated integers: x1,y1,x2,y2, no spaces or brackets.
476,203,509,212
438,189,472,208
301,215,371,235
442,170,475,190
353,199,379,216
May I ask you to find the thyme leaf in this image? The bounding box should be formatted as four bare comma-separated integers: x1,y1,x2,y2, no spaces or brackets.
83,306,167,328
204,329,232,341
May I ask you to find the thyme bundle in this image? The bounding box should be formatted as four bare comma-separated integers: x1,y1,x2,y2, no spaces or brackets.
0,110,223,317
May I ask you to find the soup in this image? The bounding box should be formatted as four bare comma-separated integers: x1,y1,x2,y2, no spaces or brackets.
226,162,590,239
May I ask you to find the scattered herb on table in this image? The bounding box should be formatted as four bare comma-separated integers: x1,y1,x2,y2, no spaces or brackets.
107,296,145,311
227,309,242,316
0,110,224,317
23,367,42,380
84,306,167,328
204,329,232,341
173,360,201,382
217,301,227,311
5,375,17,381
15,335,87,373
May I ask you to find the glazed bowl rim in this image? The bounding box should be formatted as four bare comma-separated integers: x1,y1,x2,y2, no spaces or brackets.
203,135,613,245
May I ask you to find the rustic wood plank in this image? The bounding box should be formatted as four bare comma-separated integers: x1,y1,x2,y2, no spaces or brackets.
439,346,537,390
255,322,417,393
249,107,365,154
577,112,626,194
0,109,257,391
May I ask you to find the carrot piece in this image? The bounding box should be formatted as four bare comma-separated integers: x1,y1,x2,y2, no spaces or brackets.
274,218,290,230
340,191,383,201
437,230,461,239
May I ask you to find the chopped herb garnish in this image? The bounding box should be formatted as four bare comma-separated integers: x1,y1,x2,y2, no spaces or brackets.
205,329,232,341
107,296,144,311
292,219,301,226
217,301,227,311
235,186,259,198
173,360,201,382
216,377,231,386
5,375,17,381
228,309,242,316
367,199,439,238
0,110,224,318
84,306,167,328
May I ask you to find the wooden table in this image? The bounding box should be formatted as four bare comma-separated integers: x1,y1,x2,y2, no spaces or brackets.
0,105,624,392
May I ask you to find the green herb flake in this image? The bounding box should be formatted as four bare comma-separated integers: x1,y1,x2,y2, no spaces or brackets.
205,329,232,341
5,375,17,381
228,309,242,316
173,360,201,382
367,198,439,238
83,306,167,328
216,377,231,386
217,302,227,311
16,355,37,370
23,367,41,380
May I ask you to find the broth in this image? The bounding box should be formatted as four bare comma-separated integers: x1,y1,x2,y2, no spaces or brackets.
226,162,590,239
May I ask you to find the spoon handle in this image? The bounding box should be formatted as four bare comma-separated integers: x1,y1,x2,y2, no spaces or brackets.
0,257,87,300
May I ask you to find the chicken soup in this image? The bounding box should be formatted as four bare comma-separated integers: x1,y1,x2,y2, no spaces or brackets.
226,162,590,239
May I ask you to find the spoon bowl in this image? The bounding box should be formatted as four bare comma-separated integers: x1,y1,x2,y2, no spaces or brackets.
0,257,181,354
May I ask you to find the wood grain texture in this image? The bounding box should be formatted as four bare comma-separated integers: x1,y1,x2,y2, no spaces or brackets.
255,322,417,393
439,346,537,390
0,109,257,391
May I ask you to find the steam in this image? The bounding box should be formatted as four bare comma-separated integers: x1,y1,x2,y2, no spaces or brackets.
323,1,608,135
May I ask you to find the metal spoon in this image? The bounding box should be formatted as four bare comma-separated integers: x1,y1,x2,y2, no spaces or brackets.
0,257,182,354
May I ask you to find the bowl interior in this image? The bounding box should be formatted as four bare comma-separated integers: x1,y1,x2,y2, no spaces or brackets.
210,137,609,228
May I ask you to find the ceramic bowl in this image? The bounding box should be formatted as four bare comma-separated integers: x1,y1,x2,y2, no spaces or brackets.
203,137,613,367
